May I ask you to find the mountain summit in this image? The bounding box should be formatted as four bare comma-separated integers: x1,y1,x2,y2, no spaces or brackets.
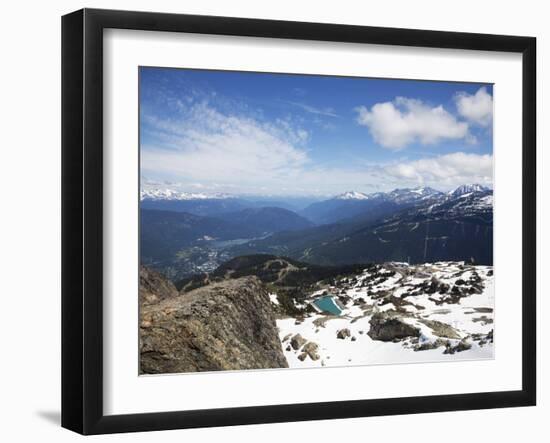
448,184,490,198
333,191,370,200
386,187,443,204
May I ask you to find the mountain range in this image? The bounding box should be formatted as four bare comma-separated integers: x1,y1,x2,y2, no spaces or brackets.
140,184,493,279
300,186,489,224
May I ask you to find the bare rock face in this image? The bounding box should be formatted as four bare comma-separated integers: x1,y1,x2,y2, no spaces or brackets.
139,266,179,307
140,271,288,374
368,312,420,342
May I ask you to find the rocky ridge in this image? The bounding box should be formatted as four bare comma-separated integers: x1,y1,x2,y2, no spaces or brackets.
140,269,288,374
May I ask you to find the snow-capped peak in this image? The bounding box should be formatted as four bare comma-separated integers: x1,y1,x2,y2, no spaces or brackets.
140,188,232,201
389,187,437,196
384,186,442,204
410,187,426,195
409,186,439,195
334,191,370,200
448,184,489,198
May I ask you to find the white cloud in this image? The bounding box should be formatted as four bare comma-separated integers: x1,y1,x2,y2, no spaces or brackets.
383,152,493,188
355,97,469,149
142,99,492,197
455,87,493,127
141,102,310,189
286,101,339,117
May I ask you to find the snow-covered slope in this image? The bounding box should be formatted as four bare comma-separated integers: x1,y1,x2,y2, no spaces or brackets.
274,261,494,368
448,184,490,199
333,191,370,200
385,186,443,204
140,188,232,201
331,187,443,204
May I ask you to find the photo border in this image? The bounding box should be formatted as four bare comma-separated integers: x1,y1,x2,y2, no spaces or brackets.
62,8,536,434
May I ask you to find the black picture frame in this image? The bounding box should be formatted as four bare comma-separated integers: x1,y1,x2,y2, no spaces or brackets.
62,8,537,435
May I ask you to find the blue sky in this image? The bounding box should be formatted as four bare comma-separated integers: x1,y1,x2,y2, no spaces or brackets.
140,67,493,197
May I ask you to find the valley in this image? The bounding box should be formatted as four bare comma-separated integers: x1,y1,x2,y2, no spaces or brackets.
140,184,494,280
139,183,495,373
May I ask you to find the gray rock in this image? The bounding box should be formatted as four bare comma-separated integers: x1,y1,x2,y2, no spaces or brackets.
367,312,420,342
443,339,472,354
139,266,179,307
302,342,320,361
290,333,307,350
140,271,288,374
414,338,448,351
455,339,472,352
337,328,351,339
419,319,461,339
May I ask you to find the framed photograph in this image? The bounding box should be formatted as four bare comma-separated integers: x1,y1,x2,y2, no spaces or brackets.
62,8,536,435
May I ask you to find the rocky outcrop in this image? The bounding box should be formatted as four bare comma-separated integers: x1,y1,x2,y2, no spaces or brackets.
367,312,420,342
139,266,179,307
418,319,461,339
140,271,288,374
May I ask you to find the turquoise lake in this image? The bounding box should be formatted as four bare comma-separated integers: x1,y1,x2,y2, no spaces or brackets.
313,296,342,315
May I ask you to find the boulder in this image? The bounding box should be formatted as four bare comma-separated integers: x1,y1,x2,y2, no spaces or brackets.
443,339,472,354
367,313,420,342
302,342,320,361
426,278,440,294
290,333,307,350
456,339,472,352
414,338,448,351
336,328,351,339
